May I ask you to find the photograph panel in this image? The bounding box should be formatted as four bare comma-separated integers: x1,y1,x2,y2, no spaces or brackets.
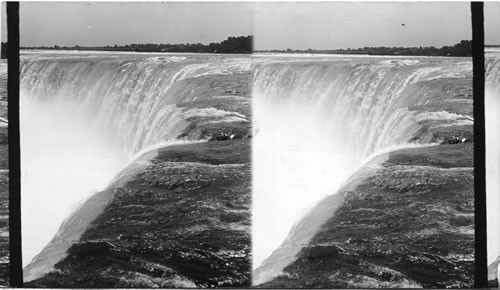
14,1,490,288
20,2,252,287
252,2,474,288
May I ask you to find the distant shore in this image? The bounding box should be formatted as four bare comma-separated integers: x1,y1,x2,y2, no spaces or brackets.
18,35,252,55
19,49,251,57
256,40,473,57
5,41,500,58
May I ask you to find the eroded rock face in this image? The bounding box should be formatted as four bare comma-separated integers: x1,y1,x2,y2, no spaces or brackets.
257,144,474,288
25,139,252,288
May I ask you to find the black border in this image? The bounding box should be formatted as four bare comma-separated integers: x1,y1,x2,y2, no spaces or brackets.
472,2,488,289
7,1,22,288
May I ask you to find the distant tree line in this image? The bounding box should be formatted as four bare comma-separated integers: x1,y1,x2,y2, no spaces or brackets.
20,35,253,54
6,39,479,57
259,40,473,57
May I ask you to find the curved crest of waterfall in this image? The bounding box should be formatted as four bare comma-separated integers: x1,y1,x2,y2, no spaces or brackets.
20,52,252,278
252,56,473,274
21,54,251,155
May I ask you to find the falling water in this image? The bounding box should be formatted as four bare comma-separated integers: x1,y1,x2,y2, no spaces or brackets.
252,55,472,275
20,51,252,274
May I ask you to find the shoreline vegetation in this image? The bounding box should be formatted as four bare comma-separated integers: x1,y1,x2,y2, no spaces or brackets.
2,40,500,58
257,40,474,57
4,35,253,56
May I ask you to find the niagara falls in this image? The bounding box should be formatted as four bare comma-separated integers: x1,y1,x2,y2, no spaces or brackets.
252,54,475,287
10,1,499,288
20,50,253,287
20,50,478,287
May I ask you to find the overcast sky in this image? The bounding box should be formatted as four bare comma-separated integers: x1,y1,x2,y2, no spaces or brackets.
18,2,253,47
485,2,500,45
8,2,500,49
1,2,5,43
0,2,497,49
254,2,474,50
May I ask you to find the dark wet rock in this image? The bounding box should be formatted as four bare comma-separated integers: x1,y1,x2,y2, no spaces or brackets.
207,131,237,141
303,244,346,259
440,133,472,144
489,279,499,288
68,241,119,257
178,118,251,141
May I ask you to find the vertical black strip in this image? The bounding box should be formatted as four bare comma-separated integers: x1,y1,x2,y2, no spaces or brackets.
471,2,487,288
7,1,22,287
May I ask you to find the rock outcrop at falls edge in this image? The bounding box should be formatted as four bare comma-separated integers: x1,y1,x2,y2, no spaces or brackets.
255,76,474,288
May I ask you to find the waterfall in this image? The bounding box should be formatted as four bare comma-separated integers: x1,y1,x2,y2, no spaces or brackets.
20,52,252,277
20,54,248,156
20,52,475,283
252,56,472,275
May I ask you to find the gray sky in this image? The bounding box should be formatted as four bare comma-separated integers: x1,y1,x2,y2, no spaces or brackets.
13,2,500,49
486,2,500,45
19,2,253,47
1,2,5,43
3,1,500,49
254,2,474,50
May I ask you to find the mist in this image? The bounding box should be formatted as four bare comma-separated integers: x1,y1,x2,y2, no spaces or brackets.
20,93,128,266
252,92,362,269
